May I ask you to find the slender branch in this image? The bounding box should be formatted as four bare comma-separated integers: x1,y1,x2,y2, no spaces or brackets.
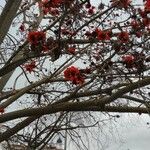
0,116,37,142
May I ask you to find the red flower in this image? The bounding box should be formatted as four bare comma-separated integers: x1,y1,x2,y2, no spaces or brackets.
145,0,150,12
88,8,94,15
49,8,59,16
67,47,75,55
42,0,63,8
118,31,129,43
122,55,135,68
28,31,46,45
64,66,79,79
142,17,150,27
24,61,36,73
135,31,142,38
122,55,134,62
130,20,140,29
85,3,91,9
64,66,84,85
43,7,49,15
138,8,147,18
95,28,111,41
0,108,4,113
51,0,63,7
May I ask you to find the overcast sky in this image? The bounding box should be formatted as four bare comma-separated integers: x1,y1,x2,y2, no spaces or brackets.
90,0,150,149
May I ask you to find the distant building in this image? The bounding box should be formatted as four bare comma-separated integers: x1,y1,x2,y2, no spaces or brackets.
0,143,63,150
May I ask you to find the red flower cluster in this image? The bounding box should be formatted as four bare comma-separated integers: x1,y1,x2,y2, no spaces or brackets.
122,55,135,68
85,2,95,15
27,31,46,45
64,66,85,85
41,0,63,15
42,0,62,8
137,7,150,29
50,8,59,16
118,31,129,43
138,8,147,18
88,8,95,15
110,0,131,9
95,28,111,41
130,20,143,38
130,19,140,29
142,17,150,27
67,47,75,55
122,53,146,71
24,61,36,73
145,0,150,12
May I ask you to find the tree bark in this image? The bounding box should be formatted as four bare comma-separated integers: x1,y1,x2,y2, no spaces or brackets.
0,0,22,92
0,0,22,45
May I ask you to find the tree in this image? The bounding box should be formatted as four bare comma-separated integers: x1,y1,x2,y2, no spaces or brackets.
0,0,150,149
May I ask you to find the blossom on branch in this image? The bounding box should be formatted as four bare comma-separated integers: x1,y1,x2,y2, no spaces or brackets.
27,31,46,45
118,31,129,43
67,47,76,55
42,0,63,8
95,28,111,41
64,66,85,85
122,55,135,68
145,0,150,12
24,61,36,73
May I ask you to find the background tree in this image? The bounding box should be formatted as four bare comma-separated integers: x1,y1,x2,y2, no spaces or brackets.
0,0,150,149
